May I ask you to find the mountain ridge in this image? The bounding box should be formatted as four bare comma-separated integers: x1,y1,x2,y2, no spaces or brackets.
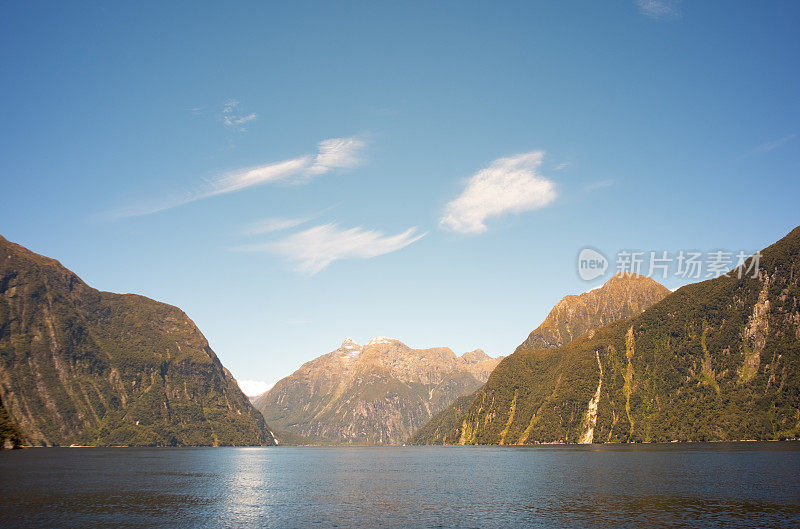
516,273,671,352
409,273,671,444
442,226,800,444
0,235,274,446
256,337,501,444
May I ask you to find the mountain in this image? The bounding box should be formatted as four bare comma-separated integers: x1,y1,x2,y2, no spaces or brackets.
409,273,670,444
255,337,500,444
517,273,671,352
0,394,24,449
444,226,800,444
0,235,274,446
407,391,478,445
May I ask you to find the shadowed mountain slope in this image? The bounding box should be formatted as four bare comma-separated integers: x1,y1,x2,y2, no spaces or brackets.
0,235,274,446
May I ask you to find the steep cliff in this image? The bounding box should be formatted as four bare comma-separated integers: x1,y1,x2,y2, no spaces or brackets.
446,226,800,444
0,235,274,446
0,394,25,448
256,338,500,444
517,273,671,352
407,391,478,445
410,273,669,444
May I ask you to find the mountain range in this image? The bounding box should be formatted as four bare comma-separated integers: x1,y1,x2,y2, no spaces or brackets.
255,337,500,444
3,226,799,448
0,235,274,447
409,273,671,444
430,226,800,444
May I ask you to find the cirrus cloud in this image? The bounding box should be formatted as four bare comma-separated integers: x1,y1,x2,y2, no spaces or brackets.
309,137,366,175
237,223,426,274
242,216,310,235
110,136,365,217
222,99,257,131
753,134,796,154
439,151,557,234
636,0,681,20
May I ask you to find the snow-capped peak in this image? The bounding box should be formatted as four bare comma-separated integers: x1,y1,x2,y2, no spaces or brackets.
367,336,392,345
341,337,360,349
337,338,362,361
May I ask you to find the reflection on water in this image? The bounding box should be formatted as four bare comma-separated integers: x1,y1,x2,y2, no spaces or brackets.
1,443,799,528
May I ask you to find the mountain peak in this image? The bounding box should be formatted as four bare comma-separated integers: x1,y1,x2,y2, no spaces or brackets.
608,271,648,280
444,225,800,445
366,336,395,346
259,338,501,444
340,337,360,349
517,273,670,352
461,349,491,363
605,272,663,286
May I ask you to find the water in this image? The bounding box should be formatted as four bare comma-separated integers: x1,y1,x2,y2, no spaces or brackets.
1,443,799,528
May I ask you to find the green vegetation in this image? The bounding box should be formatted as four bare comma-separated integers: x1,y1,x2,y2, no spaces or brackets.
0,235,274,447
407,392,477,445
441,226,800,444
0,395,25,448
411,273,671,444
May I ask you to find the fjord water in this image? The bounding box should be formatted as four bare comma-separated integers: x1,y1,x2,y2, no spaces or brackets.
1,444,798,528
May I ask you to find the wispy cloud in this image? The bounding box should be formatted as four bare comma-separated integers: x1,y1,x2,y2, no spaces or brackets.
753,134,796,154
243,216,310,235
111,136,365,217
239,223,426,274
206,156,314,195
553,162,570,171
585,179,615,191
439,151,557,235
241,203,341,236
636,0,681,20
309,137,367,175
222,99,257,131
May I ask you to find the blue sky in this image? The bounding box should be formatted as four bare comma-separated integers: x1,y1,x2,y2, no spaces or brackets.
2,1,799,395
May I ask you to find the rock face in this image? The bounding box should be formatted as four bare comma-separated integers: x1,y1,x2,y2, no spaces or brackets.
0,394,24,449
445,226,800,444
255,337,500,444
407,391,478,446
0,235,274,446
517,274,671,352
409,274,669,444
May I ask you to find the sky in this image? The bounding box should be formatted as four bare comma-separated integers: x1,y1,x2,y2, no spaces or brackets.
1,1,799,396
